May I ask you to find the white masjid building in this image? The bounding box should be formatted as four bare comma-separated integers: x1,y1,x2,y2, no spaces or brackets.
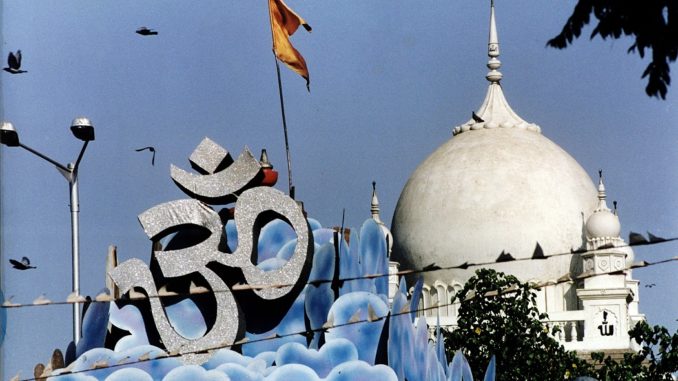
375,2,644,355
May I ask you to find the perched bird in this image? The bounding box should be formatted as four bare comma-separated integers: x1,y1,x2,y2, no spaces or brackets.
135,146,156,166
3,50,27,74
472,111,484,123
136,27,158,36
9,256,36,270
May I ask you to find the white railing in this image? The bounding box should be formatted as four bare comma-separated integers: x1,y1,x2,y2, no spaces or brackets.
544,310,587,350
411,281,594,350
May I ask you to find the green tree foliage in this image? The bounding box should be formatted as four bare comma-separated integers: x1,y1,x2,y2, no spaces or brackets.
590,321,678,380
443,268,590,380
442,268,678,380
548,0,677,99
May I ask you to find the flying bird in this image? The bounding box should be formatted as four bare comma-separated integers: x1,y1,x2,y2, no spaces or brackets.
644,283,656,288
472,111,484,123
3,50,27,74
9,256,36,270
135,146,156,166
136,27,158,36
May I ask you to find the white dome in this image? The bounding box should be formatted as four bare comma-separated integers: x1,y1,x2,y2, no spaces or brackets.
586,209,621,239
585,177,621,239
391,4,600,285
391,127,598,284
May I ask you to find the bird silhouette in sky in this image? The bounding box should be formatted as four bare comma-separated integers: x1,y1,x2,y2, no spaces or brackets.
472,111,484,123
3,50,27,74
135,146,156,166
644,283,656,288
136,27,158,36
9,256,36,270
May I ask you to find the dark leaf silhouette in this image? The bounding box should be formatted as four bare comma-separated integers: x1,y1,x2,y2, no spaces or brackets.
548,1,676,99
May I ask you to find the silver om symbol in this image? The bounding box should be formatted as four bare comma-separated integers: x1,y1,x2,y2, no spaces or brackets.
109,138,312,364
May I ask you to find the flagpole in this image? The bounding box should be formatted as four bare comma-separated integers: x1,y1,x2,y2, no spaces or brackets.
274,56,294,198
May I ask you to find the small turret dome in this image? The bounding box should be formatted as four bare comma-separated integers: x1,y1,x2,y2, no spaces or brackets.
586,212,621,239
585,171,621,239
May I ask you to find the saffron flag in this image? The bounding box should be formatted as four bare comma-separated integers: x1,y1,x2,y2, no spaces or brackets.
269,0,311,90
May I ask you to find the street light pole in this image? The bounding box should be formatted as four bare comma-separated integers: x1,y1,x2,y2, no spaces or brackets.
68,163,82,344
0,118,94,345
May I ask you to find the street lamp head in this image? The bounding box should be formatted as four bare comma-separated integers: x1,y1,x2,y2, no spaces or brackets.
0,121,20,147
70,117,95,142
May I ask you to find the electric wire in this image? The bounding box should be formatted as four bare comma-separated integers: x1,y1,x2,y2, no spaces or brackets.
2,231,676,309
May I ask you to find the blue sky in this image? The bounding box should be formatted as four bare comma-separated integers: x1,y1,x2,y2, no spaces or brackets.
2,0,677,378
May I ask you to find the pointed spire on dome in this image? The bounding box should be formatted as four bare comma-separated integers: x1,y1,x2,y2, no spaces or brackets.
453,1,541,136
486,0,502,83
595,169,611,212
371,181,382,224
370,181,393,256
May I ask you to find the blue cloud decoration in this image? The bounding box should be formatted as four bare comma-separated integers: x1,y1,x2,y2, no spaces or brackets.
41,140,499,380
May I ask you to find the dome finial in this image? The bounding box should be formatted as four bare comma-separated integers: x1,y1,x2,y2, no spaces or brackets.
453,0,540,136
596,169,610,212
371,181,382,223
486,0,502,83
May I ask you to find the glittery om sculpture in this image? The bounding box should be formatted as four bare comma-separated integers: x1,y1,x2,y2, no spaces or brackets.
109,138,313,364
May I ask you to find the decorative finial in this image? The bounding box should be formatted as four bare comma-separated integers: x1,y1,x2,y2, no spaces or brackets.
486,0,502,83
260,149,272,169
371,181,382,223
597,170,606,196
453,0,540,136
595,169,610,212
597,169,606,194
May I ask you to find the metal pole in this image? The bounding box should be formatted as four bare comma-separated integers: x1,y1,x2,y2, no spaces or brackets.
4,123,92,346
68,163,81,344
19,143,70,172
274,57,294,198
